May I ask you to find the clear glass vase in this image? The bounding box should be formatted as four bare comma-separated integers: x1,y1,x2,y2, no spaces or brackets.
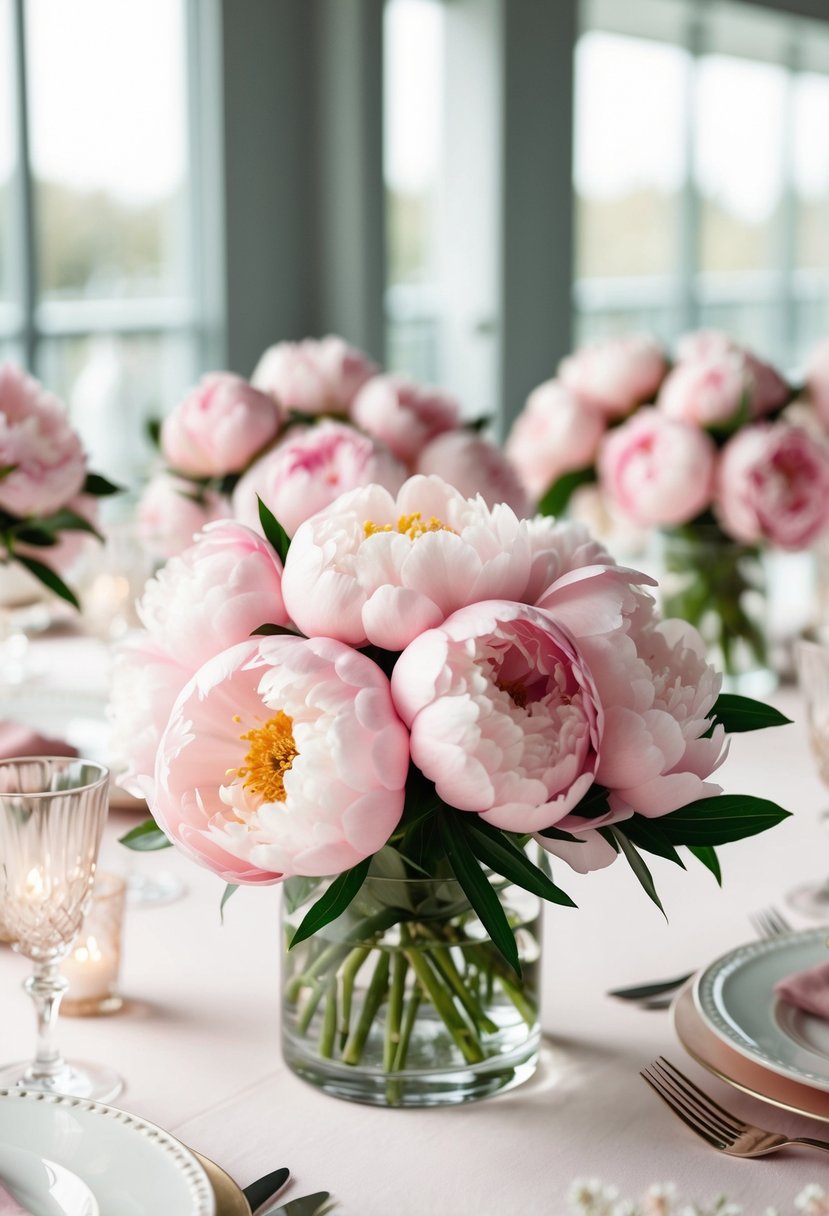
657,525,775,696
281,862,542,1108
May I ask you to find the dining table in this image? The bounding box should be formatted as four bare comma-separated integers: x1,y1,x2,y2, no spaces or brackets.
1,629,827,1214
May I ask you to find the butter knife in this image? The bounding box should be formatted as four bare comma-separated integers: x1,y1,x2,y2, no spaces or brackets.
243,1168,291,1214
262,1191,333,1216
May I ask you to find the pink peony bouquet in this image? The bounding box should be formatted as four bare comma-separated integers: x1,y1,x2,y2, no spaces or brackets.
507,331,829,683
116,473,789,1101
0,363,119,608
137,335,528,562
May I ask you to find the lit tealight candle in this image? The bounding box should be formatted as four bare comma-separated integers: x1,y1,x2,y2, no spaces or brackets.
60,872,126,1016
63,933,119,1002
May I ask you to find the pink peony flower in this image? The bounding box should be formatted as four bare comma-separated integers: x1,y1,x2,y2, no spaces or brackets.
598,408,716,527
0,363,87,517
160,373,281,477
806,338,829,431
415,430,531,516
537,828,618,874
137,521,289,671
251,335,378,416
505,379,606,501
715,423,829,550
558,335,668,419
137,472,231,562
657,353,749,427
281,475,533,651
350,375,460,463
152,636,410,882
391,600,602,833
232,420,406,538
674,331,789,418
108,634,194,802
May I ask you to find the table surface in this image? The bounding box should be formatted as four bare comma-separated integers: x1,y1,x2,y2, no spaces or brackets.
1,635,827,1214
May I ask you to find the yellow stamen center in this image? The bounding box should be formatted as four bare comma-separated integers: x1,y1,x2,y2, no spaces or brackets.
236,710,298,802
363,511,455,541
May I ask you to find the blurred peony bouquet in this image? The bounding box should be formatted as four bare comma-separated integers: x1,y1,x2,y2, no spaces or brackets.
507,331,829,684
115,473,789,1104
0,363,119,609
137,334,527,562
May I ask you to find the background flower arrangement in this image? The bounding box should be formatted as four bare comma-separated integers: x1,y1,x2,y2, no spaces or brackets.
136,333,528,562
567,1177,829,1216
116,468,790,1106
507,330,829,685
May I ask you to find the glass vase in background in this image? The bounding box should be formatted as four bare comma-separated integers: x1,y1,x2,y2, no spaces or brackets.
281,854,542,1108
657,525,775,696
788,633,829,920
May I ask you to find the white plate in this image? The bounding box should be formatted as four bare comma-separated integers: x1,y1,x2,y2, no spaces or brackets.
0,1145,99,1216
0,1091,215,1216
694,927,829,1092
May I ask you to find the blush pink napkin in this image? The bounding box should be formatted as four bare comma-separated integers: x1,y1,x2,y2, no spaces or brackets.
775,960,829,1020
0,721,78,762
0,1180,31,1215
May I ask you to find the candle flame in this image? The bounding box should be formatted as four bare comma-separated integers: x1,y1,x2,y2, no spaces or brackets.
73,935,103,964
25,867,45,897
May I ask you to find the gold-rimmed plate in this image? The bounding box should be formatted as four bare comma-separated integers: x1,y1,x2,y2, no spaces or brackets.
192,1152,251,1216
673,982,829,1123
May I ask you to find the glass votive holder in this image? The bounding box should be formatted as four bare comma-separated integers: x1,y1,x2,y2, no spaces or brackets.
60,871,127,1016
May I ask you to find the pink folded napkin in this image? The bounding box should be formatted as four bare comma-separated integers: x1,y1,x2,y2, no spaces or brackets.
775,960,829,1020
0,721,78,762
0,1179,32,1215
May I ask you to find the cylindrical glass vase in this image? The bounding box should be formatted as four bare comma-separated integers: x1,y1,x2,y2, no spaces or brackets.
281,868,541,1108
657,525,775,695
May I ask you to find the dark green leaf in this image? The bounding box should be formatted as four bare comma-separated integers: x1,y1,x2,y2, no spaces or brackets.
258,496,291,563
251,623,299,637
0,464,17,481
219,883,239,923
439,814,521,975
12,527,57,547
14,554,79,609
463,819,576,907
566,783,611,822
537,825,584,844
118,818,173,851
709,693,792,733
687,844,722,885
145,418,162,450
290,858,371,948
537,466,596,517
464,415,491,433
658,795,791,846
37,507,104,541
617,816,686,868
82,471,122,497
610,828,666,918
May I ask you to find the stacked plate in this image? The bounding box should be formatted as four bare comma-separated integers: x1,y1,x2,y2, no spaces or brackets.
0,1090,251,1215
674,926,829,1121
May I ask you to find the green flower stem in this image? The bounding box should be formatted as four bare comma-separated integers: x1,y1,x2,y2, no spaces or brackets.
286,908,399,1002
297,981,327,1034
338,945,371,1048
402,944,484,1065
319,979,338,1059
392,985,422,1072
383,951,408,1072
342,951,391,1066
430,944,498,1036
497,972,537,1026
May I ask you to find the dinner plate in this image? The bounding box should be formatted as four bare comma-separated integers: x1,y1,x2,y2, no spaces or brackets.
0,1090,215,1216
193,1153,251,1216
0,1145,99,1216
694,928,829,1092
673,982,829,1123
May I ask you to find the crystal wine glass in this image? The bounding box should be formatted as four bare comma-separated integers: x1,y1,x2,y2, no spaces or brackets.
788,633,829,919
0,756,123,1100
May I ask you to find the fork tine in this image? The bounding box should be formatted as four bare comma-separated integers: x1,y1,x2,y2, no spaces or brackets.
640,1067,725,1149
655,1058,746,1134
766,907,792,935
751,906,792,939
651,1059,743,1138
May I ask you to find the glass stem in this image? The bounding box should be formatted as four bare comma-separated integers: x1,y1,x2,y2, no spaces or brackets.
25,958,69,1081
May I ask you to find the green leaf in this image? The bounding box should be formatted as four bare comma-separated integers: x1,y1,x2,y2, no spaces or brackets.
145,418,162,450
687,844,722,886
11,527,57,547
36,507,104,541
438,814,521,975
463,819,577,907
219,883,239,923
0,464,17,481
290,858,371,948
258,496,291,563
464,415,491,433
565,783,611,822
658,795,791,846
537,825,583,844
250,623,299,637
118,818,173,851
709,693,792,734
609,828,666,918
14,554,79,609
537,466,596,517
617,815,686,868
82,471,122,497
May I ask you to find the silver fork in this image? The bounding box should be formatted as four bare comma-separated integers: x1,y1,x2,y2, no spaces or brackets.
748,905,793,939
641,1057,829,1158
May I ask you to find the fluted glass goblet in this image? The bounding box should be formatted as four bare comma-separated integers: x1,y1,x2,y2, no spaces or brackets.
0,756,123,1100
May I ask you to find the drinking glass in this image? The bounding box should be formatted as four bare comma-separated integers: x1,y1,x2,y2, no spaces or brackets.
0,756,123,1100
789,634,829,919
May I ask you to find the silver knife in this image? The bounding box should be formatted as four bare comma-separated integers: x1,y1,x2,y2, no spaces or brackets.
261,1191,333,1216
243,1167,291,1213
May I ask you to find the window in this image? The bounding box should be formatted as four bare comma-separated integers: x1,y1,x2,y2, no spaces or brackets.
0,0,221,488
575,0,829,373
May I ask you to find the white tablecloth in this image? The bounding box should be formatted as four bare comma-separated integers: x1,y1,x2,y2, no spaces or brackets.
1,637,827,1213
